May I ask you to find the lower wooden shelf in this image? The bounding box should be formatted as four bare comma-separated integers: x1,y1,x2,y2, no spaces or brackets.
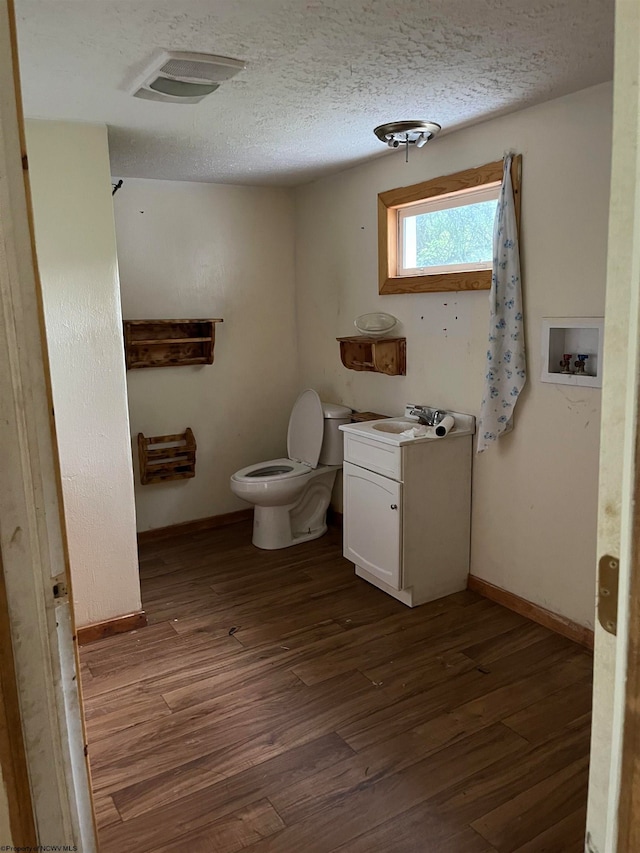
337,336,406,376
137,428,196,485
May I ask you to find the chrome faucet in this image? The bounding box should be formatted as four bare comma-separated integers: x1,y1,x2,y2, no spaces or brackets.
408,406,429,424
407,405,444,426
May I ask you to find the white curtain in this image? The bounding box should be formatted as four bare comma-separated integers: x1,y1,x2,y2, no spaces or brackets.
476,154,526,454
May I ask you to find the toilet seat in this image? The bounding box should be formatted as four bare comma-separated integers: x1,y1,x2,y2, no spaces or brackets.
232,457,311,483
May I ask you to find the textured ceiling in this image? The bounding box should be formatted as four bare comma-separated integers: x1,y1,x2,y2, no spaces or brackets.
16,0,614,187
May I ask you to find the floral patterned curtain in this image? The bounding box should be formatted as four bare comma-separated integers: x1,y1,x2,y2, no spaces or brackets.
477,154,526,453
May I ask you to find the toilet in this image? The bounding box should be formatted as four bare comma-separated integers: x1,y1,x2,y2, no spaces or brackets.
230,389,351,550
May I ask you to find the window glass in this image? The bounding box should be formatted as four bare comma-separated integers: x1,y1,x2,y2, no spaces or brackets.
398,184,500,276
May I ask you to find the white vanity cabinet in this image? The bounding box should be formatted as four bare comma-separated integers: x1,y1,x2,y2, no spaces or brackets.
341,425,473,607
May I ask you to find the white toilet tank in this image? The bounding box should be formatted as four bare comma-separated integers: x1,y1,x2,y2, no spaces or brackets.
319,402,352,465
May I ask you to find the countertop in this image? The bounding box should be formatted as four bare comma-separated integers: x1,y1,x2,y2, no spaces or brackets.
339,411,476,447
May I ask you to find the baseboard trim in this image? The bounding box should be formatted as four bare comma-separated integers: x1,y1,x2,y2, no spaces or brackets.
76,610,148,646
467,575,594,651
137,508,254,545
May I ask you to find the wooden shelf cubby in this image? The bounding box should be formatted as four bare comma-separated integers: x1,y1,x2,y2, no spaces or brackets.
137,428,196,485
337,336,406,376
124,319,223,369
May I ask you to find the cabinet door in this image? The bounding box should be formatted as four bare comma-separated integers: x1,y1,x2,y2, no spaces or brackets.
343,461,402,589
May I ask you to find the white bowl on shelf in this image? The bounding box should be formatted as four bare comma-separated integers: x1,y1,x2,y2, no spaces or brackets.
353,312,398,337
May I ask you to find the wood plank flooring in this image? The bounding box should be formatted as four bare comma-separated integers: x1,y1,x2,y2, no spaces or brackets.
81,521,593,853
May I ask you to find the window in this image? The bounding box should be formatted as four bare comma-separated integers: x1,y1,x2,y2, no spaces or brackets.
378,158,521,294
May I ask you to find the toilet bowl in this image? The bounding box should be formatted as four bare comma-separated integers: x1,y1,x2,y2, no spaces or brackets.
230,390,351,550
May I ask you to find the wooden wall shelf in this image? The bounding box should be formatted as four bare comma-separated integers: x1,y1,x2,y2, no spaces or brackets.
351,411,391,423
124,319,223,369
137,428,196,485
337,336,406,376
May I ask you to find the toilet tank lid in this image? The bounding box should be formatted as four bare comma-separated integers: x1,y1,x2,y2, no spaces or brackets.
322,402,352,419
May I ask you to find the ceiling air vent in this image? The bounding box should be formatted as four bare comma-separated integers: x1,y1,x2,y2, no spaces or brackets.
132,50,246,104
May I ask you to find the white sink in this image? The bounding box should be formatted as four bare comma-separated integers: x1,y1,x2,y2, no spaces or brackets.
371,419,421,434
339,411,475,447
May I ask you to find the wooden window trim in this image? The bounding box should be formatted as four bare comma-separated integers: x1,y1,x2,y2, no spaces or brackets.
378,156,522,294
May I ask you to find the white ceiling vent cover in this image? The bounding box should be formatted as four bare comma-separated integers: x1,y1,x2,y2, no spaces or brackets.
132,51,246,104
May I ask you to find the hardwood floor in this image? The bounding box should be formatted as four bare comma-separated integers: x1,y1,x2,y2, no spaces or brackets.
81,521,593,853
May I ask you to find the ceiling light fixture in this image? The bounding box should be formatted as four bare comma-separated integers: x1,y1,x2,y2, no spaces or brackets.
374,120,441,162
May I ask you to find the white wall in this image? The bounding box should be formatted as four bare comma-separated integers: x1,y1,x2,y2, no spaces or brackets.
114,179,299,531
295,82,611,629
26,120,141,629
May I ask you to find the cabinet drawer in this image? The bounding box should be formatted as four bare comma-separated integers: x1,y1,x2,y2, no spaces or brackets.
343,433,402,481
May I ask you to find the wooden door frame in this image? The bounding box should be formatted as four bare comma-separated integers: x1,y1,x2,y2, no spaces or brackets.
601,1,640,849
0,549,36,846
617,409,640,848
614,5,640,835
0,0,96,847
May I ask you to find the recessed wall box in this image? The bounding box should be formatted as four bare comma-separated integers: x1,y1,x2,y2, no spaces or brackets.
540,317,604,387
